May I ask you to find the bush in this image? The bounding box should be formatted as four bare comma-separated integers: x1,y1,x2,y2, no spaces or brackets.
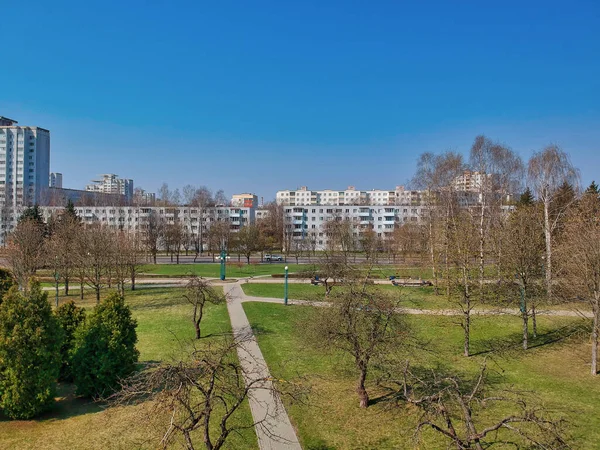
0,282,63,419
71,293,139,398
0,268,15,306
55,301,86,382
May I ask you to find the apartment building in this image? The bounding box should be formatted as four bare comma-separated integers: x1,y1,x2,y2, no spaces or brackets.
49,172,63,188
0,116,50,207
276,185,425,207
231,193,259,207
453,170,494,192
86,174,134,201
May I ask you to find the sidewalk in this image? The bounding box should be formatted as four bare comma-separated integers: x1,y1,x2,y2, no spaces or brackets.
224,283,302,450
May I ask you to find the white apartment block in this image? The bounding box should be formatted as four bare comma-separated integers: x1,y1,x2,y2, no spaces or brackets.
0,116,50,208
281,204,425,250
276,185,425,207
453,170,493,192
86,174,134,201
49,172,63,188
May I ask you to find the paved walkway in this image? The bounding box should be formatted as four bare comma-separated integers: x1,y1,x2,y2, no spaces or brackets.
224,282,302,450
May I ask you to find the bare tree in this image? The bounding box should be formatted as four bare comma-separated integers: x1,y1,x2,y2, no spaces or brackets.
184,276,225,339
46,213,81,296
528,146,580,299
398,363,568,449
6,218,46,290
469,136,524,293
412,152,465,294
235,224,261,264
447,207,479,357
257,202,285,253
214,189,228,206
143,211,164,264
111,337,299,450
79,224,115,304
556,189,600,375
304,284,406,408
501,204,545,348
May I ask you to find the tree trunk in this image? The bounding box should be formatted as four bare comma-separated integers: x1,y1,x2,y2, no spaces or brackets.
64,277,69,296
131,272,136,291
183,431,195,450
95,286,101,304
592,298,599,375
522,309,529,350
357,366,369,408
531,302,538,337
80,276,84,300
544,197,552,299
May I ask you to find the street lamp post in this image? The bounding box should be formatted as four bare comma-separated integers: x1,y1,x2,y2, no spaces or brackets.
220,239,226,281
54,257,60,308
284,265,289,306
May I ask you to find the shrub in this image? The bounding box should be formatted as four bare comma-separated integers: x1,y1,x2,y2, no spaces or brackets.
0,268,15,306
71,293,139,398
0,282,63,419
55,301,86,382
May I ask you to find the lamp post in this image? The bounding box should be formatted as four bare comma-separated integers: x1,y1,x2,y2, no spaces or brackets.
54,256,60,308
284,265,289,306
220,239,226,281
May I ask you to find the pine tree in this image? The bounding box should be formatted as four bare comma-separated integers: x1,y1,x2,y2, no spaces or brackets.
0,281,63,419
585,181,599,196
71,293,138,397
517,187,534,207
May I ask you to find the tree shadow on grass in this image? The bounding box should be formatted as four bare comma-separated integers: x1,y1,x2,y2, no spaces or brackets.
470,321,590,357
0,383,102,423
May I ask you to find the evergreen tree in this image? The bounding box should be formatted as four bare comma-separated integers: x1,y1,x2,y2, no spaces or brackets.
0,282,63,419
18,205,44,225
71,293,138,398
64,199,80,222
0,269,15,306
517,187,534,207
585,181,599,196
55,301,86,382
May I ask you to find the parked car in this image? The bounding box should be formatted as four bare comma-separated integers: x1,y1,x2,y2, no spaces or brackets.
264,254,283,262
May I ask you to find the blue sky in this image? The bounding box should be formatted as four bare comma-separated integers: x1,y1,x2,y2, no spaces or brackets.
1,0,599,200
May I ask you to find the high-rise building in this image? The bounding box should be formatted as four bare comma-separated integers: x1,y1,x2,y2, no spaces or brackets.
49,172,63,188
0,116,50,207
86,174,134,201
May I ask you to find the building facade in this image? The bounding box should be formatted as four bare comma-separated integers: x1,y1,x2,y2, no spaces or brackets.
86,174,134,201
0,116,50,208
276,185,426,207
49,172,63,188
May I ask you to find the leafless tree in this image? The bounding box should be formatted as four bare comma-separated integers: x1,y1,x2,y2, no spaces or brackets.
79,224,115,304
6,218,46,290
184,276,226,339
163,221,184,264
501,204,545,348
46,213,81,296
528,146,580,299
235,224,261,264
412,152,465,294
469,136,524,293
556,189,600,375
214,189,228,206
111,336,301,450
257,202,285,253
142,211,164,264
304,284,406,408
398,363,568,449
446,207,480,357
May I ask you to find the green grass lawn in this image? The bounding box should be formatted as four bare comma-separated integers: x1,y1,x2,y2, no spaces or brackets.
139,262,307,278
243,302,599,449
241,282,456,309
0,287,258,450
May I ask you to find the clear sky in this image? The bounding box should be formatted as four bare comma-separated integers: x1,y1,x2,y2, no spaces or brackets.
1,0,599,201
